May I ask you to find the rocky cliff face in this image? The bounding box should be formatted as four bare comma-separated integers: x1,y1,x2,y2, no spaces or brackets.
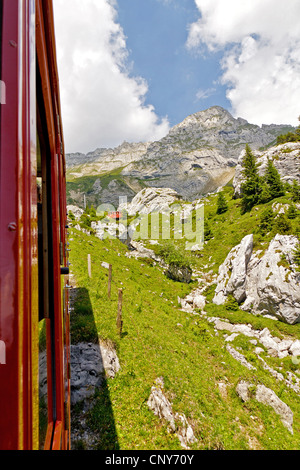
67,141,151,177
66,106,294,206
233,142,300,198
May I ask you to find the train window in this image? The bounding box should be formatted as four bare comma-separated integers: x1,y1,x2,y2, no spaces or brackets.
36,59,56,448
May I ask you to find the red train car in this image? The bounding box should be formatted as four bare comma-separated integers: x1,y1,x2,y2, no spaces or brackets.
0,0,71,450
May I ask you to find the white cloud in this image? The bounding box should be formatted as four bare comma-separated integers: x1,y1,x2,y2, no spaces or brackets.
53,0,169,153
187,0,300,126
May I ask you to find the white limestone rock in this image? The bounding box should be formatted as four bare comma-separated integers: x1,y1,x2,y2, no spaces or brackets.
119,187,181,216
255,385,294,434
70,342,120,405
67,204,84,220
213,234,253,305
213,234,300,324
147,377,197,449
236,381,294,434
289,340,300,357
242,235,300,324
226,345,256,370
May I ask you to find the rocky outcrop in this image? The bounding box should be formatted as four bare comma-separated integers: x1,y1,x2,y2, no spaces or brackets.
147,377,197,449
67,141,151,175
118,187,181,216
125,241,162,262
70,342,120,405
233,142,300,198
236,381,294,434
212,317,300,362
180,288,207,312
122,146,236,201
242,235,300,324
166,264,192,284
213,234,300,324
213,234,253,305
125,240,192,283
67,204,84,220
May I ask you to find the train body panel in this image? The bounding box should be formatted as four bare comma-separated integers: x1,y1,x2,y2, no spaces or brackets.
0,0,70,450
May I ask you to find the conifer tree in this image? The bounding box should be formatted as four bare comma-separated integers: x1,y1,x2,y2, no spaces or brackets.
240,144,262,213
259,180,272,204
291,179,300,203
204,218,213,241
216,191,228,214
265,158,285,199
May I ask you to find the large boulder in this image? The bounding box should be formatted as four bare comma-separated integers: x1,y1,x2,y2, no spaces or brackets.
166,264,192,284
242,235,300,324
213,234,253,305
118,187,181,216
213,234,300,324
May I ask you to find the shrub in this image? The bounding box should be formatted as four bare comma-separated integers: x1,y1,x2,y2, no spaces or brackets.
225,295,239,311
154,241,191,269
287,204,298,219
293,243,300,271
276,131,300,144
68,210,75,221
258,207,275,235
273,213,292,235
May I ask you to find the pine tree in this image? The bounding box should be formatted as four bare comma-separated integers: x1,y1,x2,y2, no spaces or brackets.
216,191,228,214
240,144,262,213
265,158,285,199
259,180,272,204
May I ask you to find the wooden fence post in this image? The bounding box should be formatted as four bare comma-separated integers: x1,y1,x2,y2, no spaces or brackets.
88,254,92,278
108,264,112,299
117,288,123,337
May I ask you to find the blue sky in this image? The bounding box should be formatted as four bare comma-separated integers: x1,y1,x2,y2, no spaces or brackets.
53,0,300,154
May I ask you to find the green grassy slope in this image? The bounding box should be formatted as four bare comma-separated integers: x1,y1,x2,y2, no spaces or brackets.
68,186,300,450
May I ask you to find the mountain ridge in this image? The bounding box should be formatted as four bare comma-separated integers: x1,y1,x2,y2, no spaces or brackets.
66,106,294,170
